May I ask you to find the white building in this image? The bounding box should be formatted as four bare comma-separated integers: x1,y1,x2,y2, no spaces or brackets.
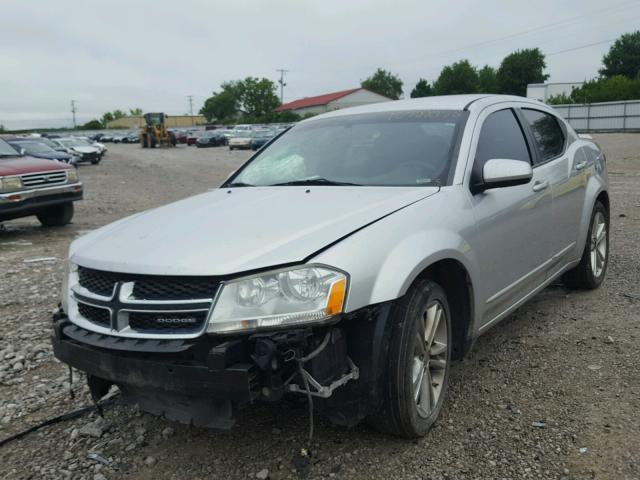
526,82,583,102
274,88,392,116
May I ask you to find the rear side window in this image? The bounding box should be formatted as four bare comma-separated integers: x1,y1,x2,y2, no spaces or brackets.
521,109,565,162
473,109,531,181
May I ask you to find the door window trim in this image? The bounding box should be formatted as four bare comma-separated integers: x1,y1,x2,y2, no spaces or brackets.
516,107,567,167
468,107,534,193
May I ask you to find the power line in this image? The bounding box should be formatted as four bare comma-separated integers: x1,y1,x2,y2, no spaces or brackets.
546,38,618,56
276,69,289,104
427,0,639,60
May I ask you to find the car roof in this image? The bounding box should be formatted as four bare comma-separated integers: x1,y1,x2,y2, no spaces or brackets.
304,94,550,122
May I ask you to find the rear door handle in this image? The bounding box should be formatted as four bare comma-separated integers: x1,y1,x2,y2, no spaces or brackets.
532,180,549,192
575,161,588,170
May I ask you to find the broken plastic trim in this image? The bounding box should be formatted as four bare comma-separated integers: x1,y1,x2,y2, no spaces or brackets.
287,357,359,398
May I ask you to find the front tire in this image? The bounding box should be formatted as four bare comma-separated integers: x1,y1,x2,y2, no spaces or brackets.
36,202,74,227
369,279,452,437
563,201,609,289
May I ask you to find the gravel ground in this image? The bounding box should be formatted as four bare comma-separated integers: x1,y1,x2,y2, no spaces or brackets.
0,137,638,480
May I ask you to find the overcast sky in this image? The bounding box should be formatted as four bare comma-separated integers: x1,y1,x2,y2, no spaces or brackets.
2,0,639,129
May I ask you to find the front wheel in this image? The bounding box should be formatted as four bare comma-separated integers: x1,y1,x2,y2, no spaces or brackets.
369,279,452,437
36,202,74,227
563,201,609,289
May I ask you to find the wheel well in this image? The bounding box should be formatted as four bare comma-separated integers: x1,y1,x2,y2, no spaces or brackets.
417,259,474,360
596,190,609,214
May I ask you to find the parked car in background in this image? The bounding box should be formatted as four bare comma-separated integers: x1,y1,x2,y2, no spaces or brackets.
228,131,255,150
52,138,102,164
100,134,114,143
196,131,227,148
187,131,204,146
173,130,189,144
7,140,78,165
250,129,277,150
112,133,128,144
121,132,140,144
76,136,107,155
0,138,82,227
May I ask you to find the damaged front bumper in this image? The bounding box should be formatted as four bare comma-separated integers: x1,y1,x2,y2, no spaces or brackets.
52,302,393,428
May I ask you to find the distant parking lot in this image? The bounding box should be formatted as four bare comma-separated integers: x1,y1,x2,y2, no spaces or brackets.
1,138,639,480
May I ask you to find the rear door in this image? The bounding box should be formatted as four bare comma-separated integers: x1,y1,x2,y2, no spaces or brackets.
467,107,553,328
518,108,585,273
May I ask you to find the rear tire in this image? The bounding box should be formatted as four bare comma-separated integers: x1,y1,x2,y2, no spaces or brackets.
563,201,609,289
36,202,74,227
368,279,452,438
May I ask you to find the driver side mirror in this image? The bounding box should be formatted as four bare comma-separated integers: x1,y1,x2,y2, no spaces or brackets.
475,159,533,193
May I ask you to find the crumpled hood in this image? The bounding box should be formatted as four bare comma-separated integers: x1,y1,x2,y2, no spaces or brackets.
71,186,438,275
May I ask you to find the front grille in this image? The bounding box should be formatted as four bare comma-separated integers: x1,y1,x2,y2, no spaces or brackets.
78,267,119,296
78,303,110,328
74,267,217,336
128,311,207,332
133,277,216,300
20,170,68,189
81,152,100,161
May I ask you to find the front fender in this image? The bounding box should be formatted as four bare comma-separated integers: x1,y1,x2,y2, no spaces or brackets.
311,189,479,314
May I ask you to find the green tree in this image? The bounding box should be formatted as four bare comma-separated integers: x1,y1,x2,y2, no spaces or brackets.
570,75,640,103
100,112,114,127
200,81,241,123
546,92,574,105
410,78,433,98
237,77,280,119
496,48,549,96
129,108,143,116
272,110,302,122
600,31,640,79
478,65,498,93
433,60,479,95
361,68,404,99
80,119,103,130
0,124,6,133
112,110,126,120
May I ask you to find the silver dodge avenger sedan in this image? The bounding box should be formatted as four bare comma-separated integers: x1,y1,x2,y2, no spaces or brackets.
53,95,609,437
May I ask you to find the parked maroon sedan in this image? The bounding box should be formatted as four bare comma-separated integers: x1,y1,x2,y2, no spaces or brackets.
0,138,82,226
186,131,204,146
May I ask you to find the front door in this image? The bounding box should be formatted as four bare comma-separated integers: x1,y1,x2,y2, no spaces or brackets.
467,108,553,328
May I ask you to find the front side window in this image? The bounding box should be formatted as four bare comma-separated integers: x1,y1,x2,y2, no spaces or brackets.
521,109,565,163
229,110,467,187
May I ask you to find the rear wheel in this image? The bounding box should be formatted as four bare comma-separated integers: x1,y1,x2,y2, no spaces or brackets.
369,279,451,437
563,201,609,289
36,202,74,227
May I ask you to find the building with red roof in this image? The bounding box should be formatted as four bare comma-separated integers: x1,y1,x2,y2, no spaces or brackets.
273,88,392,116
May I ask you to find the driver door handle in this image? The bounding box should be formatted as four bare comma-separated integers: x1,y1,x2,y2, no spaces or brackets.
532,180,549,192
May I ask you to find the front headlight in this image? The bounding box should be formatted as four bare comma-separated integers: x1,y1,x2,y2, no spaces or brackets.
0,176,23,193
67,168,79,183
207,265,348,334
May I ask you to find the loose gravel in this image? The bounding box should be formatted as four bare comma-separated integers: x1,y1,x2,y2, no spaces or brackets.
0,138,638,480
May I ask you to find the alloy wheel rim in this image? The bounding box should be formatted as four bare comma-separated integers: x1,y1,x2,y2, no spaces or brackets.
590,211,607,278
412,301,448,419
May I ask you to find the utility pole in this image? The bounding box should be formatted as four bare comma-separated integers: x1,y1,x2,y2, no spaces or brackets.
71,100,77,128
276,69,288,104
187,95,194,125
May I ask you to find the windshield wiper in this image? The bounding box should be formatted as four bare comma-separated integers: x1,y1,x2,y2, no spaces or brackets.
224,181,255,188
270,178,362,187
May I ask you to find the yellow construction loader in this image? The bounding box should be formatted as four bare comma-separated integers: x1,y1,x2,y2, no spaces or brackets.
140,113,176,148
